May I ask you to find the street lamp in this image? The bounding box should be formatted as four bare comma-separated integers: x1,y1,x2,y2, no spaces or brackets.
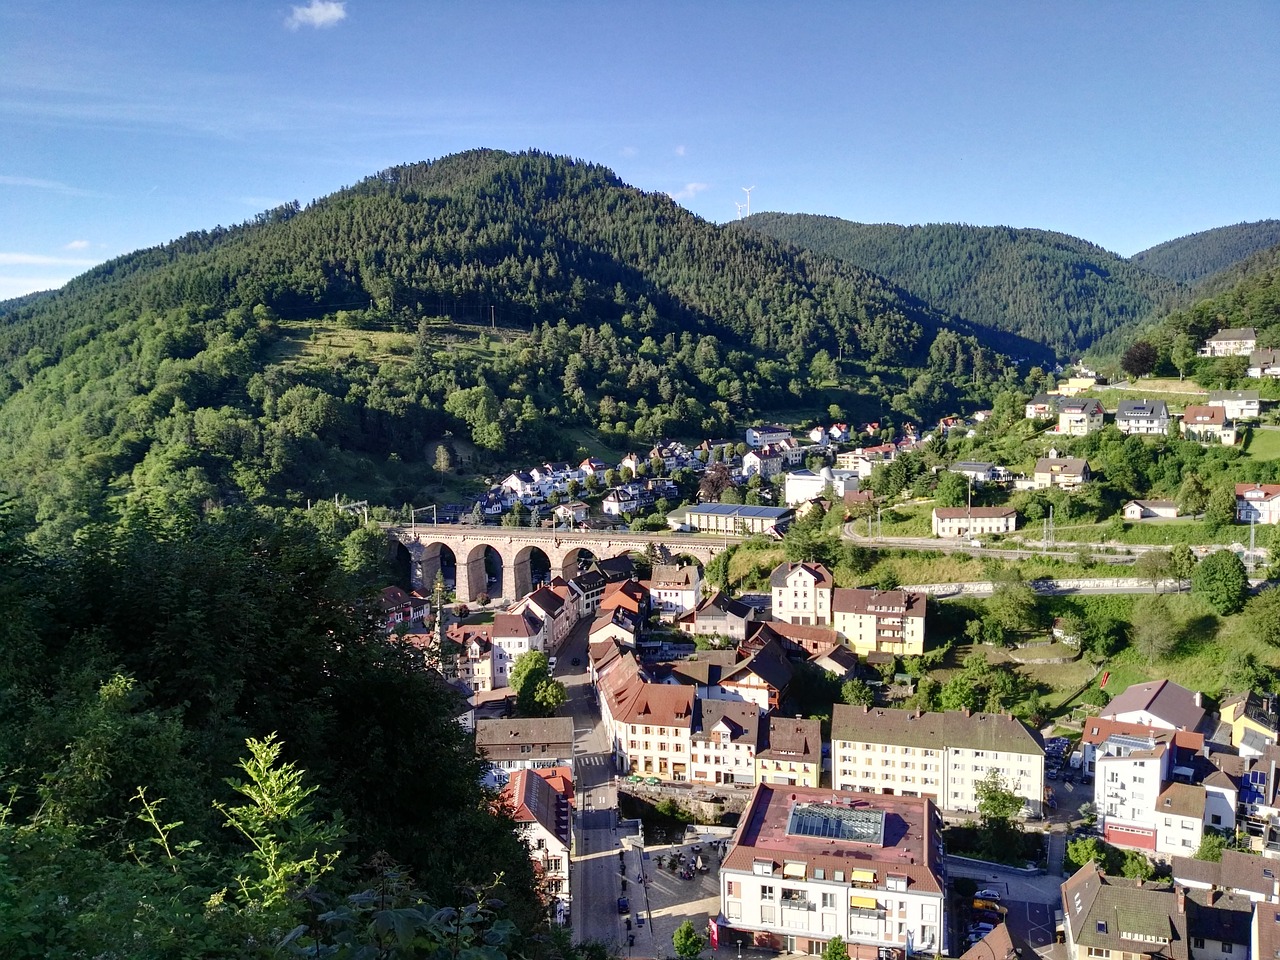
737,940,743,960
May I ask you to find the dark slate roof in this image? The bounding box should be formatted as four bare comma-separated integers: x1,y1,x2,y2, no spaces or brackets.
693,699,762,747
832,705,1043,755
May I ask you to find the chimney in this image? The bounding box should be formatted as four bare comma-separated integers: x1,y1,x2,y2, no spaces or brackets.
1195,691,1203,708
962,706,971,718
1176,886,1186,915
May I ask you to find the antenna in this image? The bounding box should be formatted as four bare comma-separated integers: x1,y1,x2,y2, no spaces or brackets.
742,186,755,217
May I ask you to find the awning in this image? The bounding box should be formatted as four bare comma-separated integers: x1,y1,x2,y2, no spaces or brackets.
850,869,877,884
850,895,879,910
783,862,806,879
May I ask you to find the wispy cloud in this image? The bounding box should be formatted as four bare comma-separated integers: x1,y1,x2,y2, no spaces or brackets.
0,252,101,267
285,0,347,30
667,182,709,203
620,145,639,158
0,276,77,300
64,239,90,250
675,145,686,157
0,174,98,197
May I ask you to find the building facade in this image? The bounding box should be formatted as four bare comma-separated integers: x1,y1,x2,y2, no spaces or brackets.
930,507,1017,538
831,588,927,658
719,784,947,959
770,562,834,625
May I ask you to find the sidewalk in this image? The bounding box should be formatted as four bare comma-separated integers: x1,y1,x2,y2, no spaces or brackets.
622,837,721,958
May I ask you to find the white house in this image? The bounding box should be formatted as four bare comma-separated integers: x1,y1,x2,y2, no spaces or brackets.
931,506,1017,538
1122,499,1180,521
647,563,703,619
719,784,946,959
1249,350,1280,378
1209,389,1262,420
769,561,833,626
501,769,572,922
783,467,860,506
1237,484,1280,525
746,424,792,448
1200,327,1257,357
1115,398,1171,435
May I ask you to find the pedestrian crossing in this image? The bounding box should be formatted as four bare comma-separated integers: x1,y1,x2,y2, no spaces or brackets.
575,753,611,769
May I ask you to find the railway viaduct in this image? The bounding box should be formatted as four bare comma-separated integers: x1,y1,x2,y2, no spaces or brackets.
385,525,736,601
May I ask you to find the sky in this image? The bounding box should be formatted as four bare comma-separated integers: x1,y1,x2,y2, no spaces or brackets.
3,0,1278,300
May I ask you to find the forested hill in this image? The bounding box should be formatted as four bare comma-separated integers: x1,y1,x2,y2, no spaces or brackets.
1119,242,1280,369
737,212,1184,357
1131,220,1280,286
0,148,1022,538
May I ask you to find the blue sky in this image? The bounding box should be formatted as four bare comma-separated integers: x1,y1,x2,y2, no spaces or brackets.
3,0,1278,300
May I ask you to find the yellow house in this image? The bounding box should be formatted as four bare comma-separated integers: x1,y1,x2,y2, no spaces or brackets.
831,587,927,657
753,716,822,788
1221,691,1277,752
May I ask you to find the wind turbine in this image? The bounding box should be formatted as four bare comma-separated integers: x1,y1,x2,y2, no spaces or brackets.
742,185,755,217
734,201,746,219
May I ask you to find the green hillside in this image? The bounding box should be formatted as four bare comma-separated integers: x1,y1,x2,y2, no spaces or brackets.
0,149,1022,538
737,213,1183,357
1132,219,1280,286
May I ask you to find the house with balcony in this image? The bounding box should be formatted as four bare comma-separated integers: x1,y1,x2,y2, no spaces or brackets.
1249,349,1280,378
1181,406,1238,445
1025,394,1061,419
647,563,703,619
1236,484,1280,525
719,784,946,958
831,588,927,658
1200,327,1257,357
1032,457,1092,489
1116,398,1172,435
831,705,1045,817
1208,389,1262,420
1055,397,1105,436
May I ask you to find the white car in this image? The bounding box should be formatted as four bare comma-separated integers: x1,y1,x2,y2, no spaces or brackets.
975,889,1002,900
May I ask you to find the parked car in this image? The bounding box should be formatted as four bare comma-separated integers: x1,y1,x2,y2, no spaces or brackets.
973,910,1004,925
617,897,629,915
975,889,1002,901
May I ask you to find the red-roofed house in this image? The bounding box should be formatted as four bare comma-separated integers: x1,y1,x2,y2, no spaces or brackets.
1236,484,1280,525
600,579,649,617
502,768,572,924
769,562,833,625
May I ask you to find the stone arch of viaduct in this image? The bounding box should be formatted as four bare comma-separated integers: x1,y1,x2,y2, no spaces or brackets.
387,526,727,602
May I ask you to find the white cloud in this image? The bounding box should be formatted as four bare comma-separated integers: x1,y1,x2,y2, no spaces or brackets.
620,145,639,158
0,275,77,300
667,182,709,203
0,174,96,197
674,145,686,157
285,0,348,30
0,252,100,267
64,239,90,250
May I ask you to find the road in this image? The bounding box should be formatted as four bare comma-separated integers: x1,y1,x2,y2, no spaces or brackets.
556,616,630,948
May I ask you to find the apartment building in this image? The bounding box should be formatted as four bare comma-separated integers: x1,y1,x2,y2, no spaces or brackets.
831,705,1045,817
754,716,823,788
931,506,1018,538
770,562,835,626
719,784,947,958
830,588,927,658
502,768,572,923
689,699,762,786
648,563,703,619
475,717,575,788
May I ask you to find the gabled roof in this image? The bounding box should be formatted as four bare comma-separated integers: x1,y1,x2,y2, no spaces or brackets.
1058,397,1103,415
1182,405,1226,425
1173,848,1280,899
1100,679,1205,732
769,561,833,589
757,715,821,762
678,589,755,623
1116,399,1170,419
616,682,695,728
1208,389,1259,402
1236,483,1280,502
600,579,648,614
476,717,575,758
1034,457,1090,474
501,768,570,843
693,699,762,747
831,587,926,618
1186,888,1251,946
1155,782,1205,820
525,586,565,616
933,506,1017,519
832,705,1043,755
492,610,543,640
1061,862,1188,959
721,637,794,692
649,564,700,588
1208,327,1256,341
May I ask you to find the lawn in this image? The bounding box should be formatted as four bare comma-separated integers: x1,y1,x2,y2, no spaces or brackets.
1244,428,1280,461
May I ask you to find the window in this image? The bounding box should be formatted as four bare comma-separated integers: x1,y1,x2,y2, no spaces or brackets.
1223,944,1233,954
761,906,775,924
727,881,740,897
1097,921,1108,934
761,885,775,901
1193,940,1205,950
1212,814,1223,826
822,893,836,908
